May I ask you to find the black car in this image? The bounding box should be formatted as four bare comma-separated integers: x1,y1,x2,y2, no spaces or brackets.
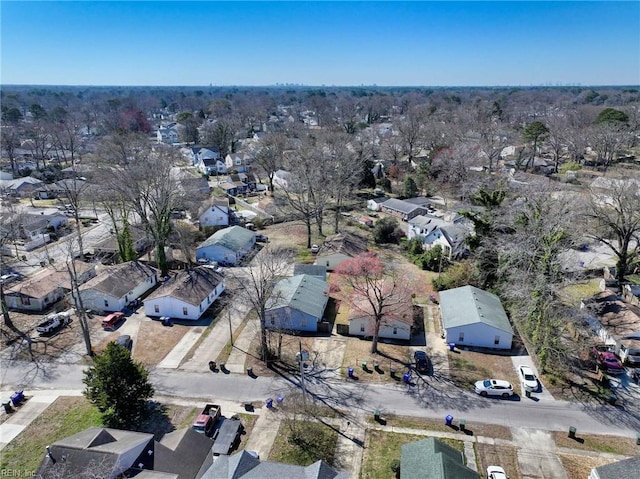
255,234,269,243
414,350,430,373
115,335,133,351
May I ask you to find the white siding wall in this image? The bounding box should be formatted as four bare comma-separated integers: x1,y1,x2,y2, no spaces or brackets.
266,306,318,332
445,323,512,349
196,244,237,265
199,207,229,227
349,317,411,340
144,282,224,320
80,290,123,313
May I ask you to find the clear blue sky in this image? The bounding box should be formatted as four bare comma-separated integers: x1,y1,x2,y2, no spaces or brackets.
1,1,639,87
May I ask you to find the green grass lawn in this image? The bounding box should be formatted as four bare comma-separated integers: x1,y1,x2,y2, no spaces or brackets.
360,430,464,479
0,396,102,475
268,419,339,467
559,279,601,303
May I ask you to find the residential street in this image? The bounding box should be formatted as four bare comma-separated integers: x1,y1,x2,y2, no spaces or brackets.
2,359,639,439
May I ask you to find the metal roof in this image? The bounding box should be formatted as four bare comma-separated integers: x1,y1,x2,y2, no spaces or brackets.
199,225,255,252
439,285,513,334
266,274,329,319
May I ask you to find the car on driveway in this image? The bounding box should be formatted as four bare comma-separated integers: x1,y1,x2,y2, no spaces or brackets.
114,335,132,351
36,312,72,335
414,350,430,373
310,244,320,254
255,233,269,243
517,365,538,392
487,465,508,479
474,379,514,398
593,346,624,374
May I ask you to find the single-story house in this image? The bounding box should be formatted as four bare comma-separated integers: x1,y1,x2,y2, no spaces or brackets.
4,261,95,311
366,196,388,211
315,231,368,271
272,169,293,189
348,294,413,341
19,213,68,241
265,274,329,332
439,285,513,350
92,226,152,260
589,456,640,479
198,197,231,228
292,263,327,281
79,261,159,313
400,437,479,479
0,176,43,197
144,267,225,320
202,450,348,479
196,226,256,266
379,198,430,221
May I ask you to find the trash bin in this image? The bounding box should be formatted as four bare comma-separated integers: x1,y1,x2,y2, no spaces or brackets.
10,390,24,406
219,361,226,371
2,402,12,414
246,366,253,376
402,372,411,384
347,367,354,378
276,395,284,405
445,414,454,426
265,398,273,409
568,426,576,438
448,343,456,352
208,361,216,371
374,409,380,421
361,361,368,370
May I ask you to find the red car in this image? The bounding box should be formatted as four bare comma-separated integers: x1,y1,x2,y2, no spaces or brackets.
102,312,125,331
593,347,624,373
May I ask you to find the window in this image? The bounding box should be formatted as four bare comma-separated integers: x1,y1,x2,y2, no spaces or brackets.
494,336,500,345
104,300,109,307
21,296,31,305
183,307,188,316
458,332,464,342
393,327,398,335
154,304,159,313
360,324,365,333
270,316,275,326
301,318,307,328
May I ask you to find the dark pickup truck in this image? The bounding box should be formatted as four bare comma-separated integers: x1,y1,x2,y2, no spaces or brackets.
211,417,243,456
192,403,222,436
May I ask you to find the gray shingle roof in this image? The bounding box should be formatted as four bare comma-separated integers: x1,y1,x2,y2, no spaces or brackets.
439,285,513,334
293,264,327,280
592,456,640,479
400,437,479,479
199,225,255,252
79,261,158,299
381,198,425,215
145,267,223,306
266,274,329,320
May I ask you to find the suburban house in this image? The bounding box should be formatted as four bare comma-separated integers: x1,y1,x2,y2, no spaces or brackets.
36,426,218,479
400,437,479,479
265,274,330,332
225,173,250,194
293,263,328,281
589,456,640,479
366,196,388,211
407,214,471,260
225,152,254,173
144,267,225,320
0,176,43,197
79,261,159,313
198,197,231,228
19,212,68,241
92,225,152,261
196,226,256,266
4,261,96,312
157,122,179,143
202,450,348,479
379,197,430,221
192,146,226,175
315,231,368,271
439,285,514,350
348,294,413,341
582,290,640,365
272,169,293,189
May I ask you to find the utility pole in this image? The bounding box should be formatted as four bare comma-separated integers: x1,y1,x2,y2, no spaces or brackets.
228,308,233,347
299,339,307,405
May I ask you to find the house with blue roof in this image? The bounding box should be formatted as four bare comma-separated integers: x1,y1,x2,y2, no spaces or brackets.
265,274,330,332
195,226,256,265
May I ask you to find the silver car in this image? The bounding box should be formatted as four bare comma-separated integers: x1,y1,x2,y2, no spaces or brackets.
474,379,514,398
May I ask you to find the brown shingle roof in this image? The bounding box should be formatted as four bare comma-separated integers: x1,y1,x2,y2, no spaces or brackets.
145,267,223,306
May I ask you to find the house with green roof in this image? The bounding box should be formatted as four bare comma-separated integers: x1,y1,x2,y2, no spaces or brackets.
439,285,513,350
265,274,330,332
400,437,480,479
195,225,256,265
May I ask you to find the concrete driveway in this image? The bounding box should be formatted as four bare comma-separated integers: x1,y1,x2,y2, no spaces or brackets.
511,355,556,402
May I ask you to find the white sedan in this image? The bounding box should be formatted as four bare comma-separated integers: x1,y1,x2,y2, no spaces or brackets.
474,379,514,398
517,365,538,392
487,465,508,479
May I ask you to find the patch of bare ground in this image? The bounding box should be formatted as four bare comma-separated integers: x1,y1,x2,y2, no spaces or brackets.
553,431,640,456
475,442,520,479
447,348,520,391
558,453,619,479
126,320,190,366
341,337,411,383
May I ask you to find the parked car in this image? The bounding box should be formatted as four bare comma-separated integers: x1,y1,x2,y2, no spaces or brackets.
487,465,508,479
114,335,132,351
517,365,538,392
593,346,624,374
255,233,269,243
414,350,430,373
192,403,222,436
36,312,72,335
310,244,320,254
0,273,20,285
102,312,125,331
474,379,514,398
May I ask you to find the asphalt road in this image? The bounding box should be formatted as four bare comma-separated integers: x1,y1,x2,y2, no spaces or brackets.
2,360,639,438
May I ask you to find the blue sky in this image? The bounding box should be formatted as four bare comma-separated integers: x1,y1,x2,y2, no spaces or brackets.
1,1,639,86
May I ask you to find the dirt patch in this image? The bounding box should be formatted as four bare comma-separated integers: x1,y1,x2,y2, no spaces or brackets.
553,430,640,456
341,336,411,383
475,442,520,479
374,415,512,440
447,348,520,391
558,453,619,479
128,320,191,366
